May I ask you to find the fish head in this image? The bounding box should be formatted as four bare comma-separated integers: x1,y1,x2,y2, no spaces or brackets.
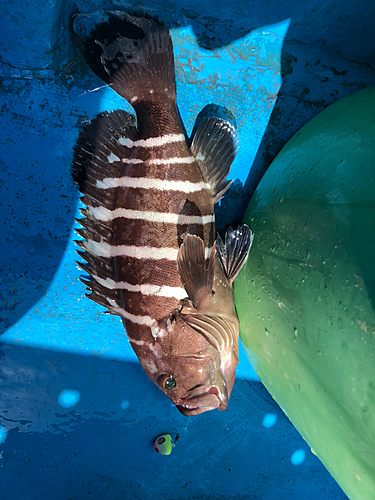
132,313,237,415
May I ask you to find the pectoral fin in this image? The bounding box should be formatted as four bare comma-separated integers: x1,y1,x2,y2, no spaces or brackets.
177,234,215,308
216,225,253,283
190,117,239,203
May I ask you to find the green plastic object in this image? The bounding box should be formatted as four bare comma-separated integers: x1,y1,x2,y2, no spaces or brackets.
235,86,375,500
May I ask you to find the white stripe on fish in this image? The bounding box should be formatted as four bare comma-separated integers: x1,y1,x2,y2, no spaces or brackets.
106,299,167,341
81,239,213,260
118,133,185,148
88,205,215,225
93,275,187,299
121,158,144,164
82,240,179,260
96,176,211,193
148,156,196,165
110,155,195,165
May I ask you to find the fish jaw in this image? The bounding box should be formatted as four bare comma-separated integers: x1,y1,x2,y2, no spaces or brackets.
174,366,229,416
175,384,228,416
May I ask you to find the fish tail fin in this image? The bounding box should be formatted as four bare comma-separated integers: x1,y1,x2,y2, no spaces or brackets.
73,12,176,104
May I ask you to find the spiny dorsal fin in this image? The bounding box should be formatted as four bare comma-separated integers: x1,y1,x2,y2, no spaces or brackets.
72,109,137,191
190,117,239,203
216,225,253,283
72,109,138,316
177,235,216,308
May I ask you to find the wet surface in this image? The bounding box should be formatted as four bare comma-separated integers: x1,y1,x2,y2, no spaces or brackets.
1,0,374,497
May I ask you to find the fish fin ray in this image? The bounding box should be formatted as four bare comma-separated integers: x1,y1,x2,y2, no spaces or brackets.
72,109,137,192
79,274,123,315
216,225,253,283
182,313,239,358
72,110,139,315
177,235,215,308
73,12,176,103
190,117,239,203
75,217,113,241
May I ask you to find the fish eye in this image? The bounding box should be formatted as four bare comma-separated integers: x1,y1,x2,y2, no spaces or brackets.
158,375,176,390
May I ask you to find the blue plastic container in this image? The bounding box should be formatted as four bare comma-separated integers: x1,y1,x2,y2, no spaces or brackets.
1,1,374,498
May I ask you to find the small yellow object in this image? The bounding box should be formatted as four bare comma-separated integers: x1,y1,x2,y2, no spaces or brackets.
153,434,175,455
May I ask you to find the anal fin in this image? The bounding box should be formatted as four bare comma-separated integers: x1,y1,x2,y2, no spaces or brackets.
216,225,253,283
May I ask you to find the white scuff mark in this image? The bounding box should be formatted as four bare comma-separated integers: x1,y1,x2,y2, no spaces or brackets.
107,152,120,163
195,152,206,162
151,321,167,340
142,359,158,373
88,84,112,93
149,342,162,359
128,338,147,346
166,318,173,333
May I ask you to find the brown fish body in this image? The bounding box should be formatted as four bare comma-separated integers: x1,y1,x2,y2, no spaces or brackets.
71,12,252,415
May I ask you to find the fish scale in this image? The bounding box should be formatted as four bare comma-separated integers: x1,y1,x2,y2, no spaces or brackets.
71,11,252,415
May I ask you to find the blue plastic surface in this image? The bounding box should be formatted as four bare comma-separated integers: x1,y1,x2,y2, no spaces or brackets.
1,0,374,498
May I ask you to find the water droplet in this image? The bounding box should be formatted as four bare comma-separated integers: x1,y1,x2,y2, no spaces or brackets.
0,426,8,442
58,389,81,409
291,449,306,465
262,413,277,428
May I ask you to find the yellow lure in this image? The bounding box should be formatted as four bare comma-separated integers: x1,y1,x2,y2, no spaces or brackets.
153,434,176,455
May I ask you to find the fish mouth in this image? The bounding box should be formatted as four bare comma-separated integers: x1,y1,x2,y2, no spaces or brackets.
176,386,228,416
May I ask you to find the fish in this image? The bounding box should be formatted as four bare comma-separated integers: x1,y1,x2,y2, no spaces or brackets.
71,11,253,416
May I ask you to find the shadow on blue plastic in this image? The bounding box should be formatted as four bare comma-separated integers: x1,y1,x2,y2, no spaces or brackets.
262,413,278,428
0,339,348,500
291,449,307,465
58,389,81,409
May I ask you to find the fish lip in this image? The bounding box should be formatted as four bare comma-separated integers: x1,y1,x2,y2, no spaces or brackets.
176,401,219,416
185,385,219,400
175,386,227,416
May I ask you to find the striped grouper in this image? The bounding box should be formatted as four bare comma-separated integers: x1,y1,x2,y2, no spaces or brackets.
71,12,252,415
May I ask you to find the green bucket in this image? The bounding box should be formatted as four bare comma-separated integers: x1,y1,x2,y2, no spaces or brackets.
235,86,375,500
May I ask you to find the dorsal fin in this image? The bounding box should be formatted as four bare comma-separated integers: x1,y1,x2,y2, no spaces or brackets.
72,109,137,192
190,117,239,203
177,235,216,308
216,225,253,283
72,110,138,315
